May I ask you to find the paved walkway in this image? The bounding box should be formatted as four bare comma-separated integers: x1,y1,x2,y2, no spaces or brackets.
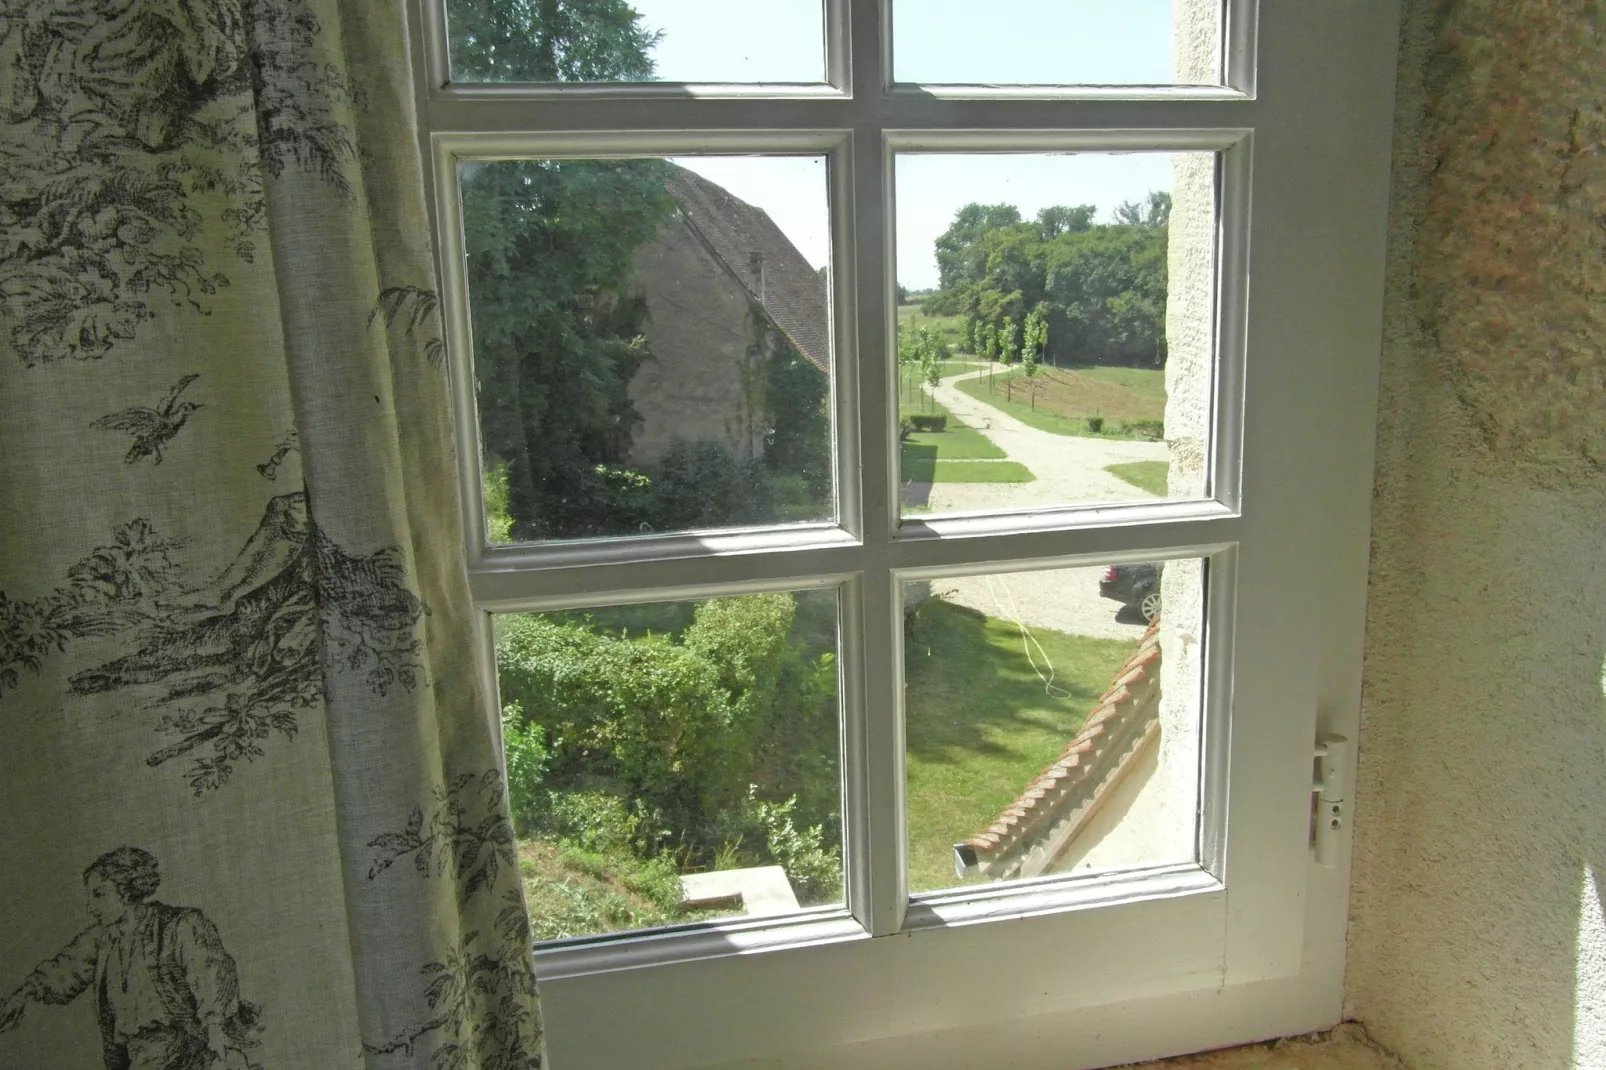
910,367,1167,641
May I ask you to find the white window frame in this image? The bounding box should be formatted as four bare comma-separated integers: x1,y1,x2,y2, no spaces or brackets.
408,1,1397,1066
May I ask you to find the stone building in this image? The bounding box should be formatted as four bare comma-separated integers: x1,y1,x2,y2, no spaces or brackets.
625,165,830,464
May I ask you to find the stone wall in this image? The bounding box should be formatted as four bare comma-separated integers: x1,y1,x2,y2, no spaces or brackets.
1346,3,1606,1066
628,216,766,464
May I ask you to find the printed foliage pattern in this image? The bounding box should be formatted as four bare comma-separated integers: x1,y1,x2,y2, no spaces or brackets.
365,770,541,1069
0,492,430,794
373,286,446,367
0,0,360,365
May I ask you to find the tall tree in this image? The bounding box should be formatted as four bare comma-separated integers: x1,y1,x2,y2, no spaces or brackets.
933,203,1022,292
452,1,678,539
449,0,661,82
1035,204,1097,239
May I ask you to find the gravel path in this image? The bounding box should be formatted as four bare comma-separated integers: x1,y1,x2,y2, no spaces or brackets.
923,366,1169,515
911,367,1167,641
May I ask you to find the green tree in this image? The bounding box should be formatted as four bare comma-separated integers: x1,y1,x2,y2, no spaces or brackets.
933,202,1022,293
935,197,1170,369
464,158,677,539
450,2,678,539
1035,204,1097,239
1113,191,1173,228
449,0,661,82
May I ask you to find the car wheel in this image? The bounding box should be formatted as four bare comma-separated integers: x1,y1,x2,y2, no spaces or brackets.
1138,588,1162,624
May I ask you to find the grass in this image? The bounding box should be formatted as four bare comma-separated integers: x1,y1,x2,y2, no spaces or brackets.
955,365,1167,440
1105,460,1169,496
519,838,720,941
514,594,1139,923
903,598,1141,893
901,398,1004,460
898,300,971,353
898,395,1031,484
909,458,1034,483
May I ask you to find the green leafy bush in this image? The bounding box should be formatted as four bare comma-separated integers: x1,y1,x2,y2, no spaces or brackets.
646,440,774,532
501,702,549,832
499,592,843,901
1120,419,1164,440
749,793,842,904
907,414,948,433
1085,415,1105,433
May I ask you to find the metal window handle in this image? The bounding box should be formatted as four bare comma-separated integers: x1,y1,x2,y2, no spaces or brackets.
1311,735,1349,868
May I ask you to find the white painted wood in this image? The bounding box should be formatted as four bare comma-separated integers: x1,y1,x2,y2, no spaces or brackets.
408,0,1398,1064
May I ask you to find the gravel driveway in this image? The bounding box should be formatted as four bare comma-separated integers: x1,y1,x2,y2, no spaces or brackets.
910,367,1168,641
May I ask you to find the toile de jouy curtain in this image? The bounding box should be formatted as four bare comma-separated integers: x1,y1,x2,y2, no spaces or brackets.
0,1,542,1066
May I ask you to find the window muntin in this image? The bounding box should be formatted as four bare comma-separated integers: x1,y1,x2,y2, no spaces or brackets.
460,153,835,545
893,150,1219,517
903,557,1204,895
418,0,1398,1065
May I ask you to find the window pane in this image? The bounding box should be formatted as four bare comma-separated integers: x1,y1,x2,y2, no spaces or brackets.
461,156,834,543
891,0,1222,86
903,559,1203,895
447,0,827,84
497,589,842,940
895,151,1216,518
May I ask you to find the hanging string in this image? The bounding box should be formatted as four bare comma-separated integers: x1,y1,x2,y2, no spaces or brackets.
982,574,1073,700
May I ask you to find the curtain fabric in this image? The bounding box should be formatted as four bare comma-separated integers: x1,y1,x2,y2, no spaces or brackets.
0,2,543,1067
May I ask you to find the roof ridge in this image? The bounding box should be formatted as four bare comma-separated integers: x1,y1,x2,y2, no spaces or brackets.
663,165,831,375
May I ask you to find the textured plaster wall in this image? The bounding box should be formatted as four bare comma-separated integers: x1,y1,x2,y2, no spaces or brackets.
1346,2,1606,1068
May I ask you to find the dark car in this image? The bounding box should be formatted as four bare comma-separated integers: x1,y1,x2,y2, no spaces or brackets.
1099,563,1162,623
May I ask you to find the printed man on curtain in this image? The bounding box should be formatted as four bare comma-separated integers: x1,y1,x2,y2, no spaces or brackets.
0,847,260,1069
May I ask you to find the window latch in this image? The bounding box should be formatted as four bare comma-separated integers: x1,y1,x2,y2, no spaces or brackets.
1310,735,1349,867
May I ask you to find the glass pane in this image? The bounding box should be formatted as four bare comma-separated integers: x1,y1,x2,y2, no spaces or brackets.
895,151,1216,518
892,0,1222,86
903,559,1204,894
497,589,842,940
461,156,834,543
448,0,827,84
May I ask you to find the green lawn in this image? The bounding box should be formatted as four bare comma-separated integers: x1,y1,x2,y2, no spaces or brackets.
901,398,1004,460
899,396,1031,484
897,301,971,353
897,361,984,413
955,365,1166,441
1105,460,1169,496
904,458,1034,483
903,598,1140,893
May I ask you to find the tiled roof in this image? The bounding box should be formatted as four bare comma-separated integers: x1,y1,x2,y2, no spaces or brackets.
665,166,832,374
956,622,1163,880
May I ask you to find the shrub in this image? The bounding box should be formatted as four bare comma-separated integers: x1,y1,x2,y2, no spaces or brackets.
542,789,642,854
750,793,842,904
907,414,947,433
497,593,824,841
1085,415,1105,433
502,703,550,833
647,440,774,531
1121,419,1165,440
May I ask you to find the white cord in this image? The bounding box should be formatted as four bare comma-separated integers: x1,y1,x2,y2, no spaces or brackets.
982,574,1073,700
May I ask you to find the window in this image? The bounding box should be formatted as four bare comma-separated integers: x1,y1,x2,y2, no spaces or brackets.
413,1,1394,1066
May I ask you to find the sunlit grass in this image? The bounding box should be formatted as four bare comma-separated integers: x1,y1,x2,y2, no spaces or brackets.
903,598,1139,893
1105,460,1169,496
